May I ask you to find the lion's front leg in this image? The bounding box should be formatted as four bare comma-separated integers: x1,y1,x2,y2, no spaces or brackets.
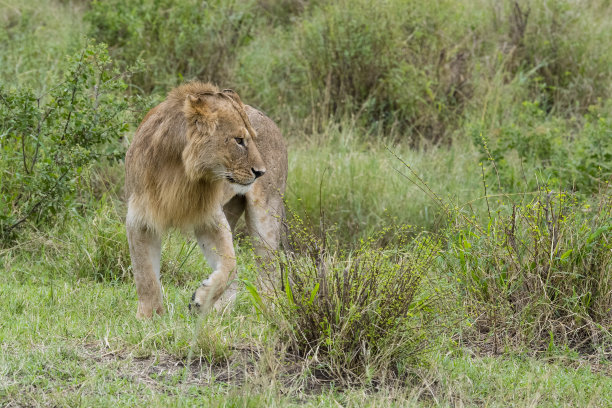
190,210,237,313
126,221,163,319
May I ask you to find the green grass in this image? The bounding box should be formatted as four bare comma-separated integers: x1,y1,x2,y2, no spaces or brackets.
287,135,486,239
1,267,610,406
0,0,87,89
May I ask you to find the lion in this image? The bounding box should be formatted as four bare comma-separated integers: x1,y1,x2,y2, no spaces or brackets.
125,82,287,318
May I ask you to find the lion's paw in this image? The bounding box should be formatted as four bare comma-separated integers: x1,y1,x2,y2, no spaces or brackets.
189,279,215,314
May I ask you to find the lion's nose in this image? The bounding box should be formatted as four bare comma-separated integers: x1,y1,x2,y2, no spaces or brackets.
252,168,266,179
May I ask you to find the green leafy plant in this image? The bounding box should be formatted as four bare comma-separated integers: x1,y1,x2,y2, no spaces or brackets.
472,100,568,191
473,100,611,193
0,41,132,243
569,103,612,191
447,190,612,353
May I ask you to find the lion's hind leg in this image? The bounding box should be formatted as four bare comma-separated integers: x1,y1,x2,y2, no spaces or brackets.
126,220,163,318
244,189,285,294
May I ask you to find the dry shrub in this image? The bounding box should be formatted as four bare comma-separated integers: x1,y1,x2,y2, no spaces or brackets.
251,216,443,385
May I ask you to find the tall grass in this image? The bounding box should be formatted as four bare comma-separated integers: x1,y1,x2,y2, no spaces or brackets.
85,0,262,93
237,0,474,138
236,0,612,140
286,131,486,240
0,0,87,89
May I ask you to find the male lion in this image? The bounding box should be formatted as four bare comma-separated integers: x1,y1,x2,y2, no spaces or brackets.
125,82,287,318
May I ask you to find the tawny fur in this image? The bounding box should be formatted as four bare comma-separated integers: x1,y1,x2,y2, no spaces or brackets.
126,83,225,232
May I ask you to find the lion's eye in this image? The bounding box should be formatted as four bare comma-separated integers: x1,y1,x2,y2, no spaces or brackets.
234,137,245,147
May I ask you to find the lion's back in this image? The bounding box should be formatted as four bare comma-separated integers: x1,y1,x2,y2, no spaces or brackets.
245,106,288,195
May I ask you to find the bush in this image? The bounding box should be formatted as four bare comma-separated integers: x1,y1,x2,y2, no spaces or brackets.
236,0,473,140
473,100,612,193
471,100,569,191
446,190,612,353
501,1,612,115
85,0,261,94
568,103,612,191
251,217,442,384
0,42,131,244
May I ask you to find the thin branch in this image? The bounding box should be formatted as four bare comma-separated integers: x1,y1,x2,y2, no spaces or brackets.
30,104,54,174
61,47,87,141
386,146,485,234
21,128,29,174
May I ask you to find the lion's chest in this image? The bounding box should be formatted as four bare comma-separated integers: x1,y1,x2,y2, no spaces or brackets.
132,172,224,231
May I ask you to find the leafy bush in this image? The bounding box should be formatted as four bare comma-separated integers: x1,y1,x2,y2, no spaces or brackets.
471,100,568,191
501,1,612,114
446,190,612,353
236,0,472,139
568,103,612,191
473,100,612,193
0,42,131,243
252,217,442,383
85,0,261,94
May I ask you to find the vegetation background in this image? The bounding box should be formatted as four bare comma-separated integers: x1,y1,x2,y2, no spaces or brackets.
1,0,610,406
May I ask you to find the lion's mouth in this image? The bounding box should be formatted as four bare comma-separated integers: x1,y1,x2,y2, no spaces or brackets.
226,176,254,186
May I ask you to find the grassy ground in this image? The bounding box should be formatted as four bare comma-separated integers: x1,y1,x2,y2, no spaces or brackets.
1,266,611,406
2,194,610,406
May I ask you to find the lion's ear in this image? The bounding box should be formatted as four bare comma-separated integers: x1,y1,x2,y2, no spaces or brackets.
222,89,239,99
187,94,202,106
184,94,217,133
222,89,245,106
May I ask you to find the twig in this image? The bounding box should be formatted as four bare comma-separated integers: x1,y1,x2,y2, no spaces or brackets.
386,146,485,234
30,105,54,174
61,47,87,141
319,166,330,251
481,163,491,220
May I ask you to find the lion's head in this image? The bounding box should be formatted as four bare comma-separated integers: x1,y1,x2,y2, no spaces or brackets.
181,89,266,194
